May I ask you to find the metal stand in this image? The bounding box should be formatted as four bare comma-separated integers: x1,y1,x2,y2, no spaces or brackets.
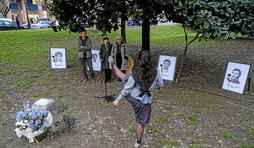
247,77,251,93
94,71,115,102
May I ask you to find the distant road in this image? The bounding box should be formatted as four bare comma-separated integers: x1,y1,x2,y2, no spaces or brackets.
157,22,179,25
127,22,180,28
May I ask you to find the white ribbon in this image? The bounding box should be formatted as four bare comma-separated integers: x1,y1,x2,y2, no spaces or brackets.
14,112,53,143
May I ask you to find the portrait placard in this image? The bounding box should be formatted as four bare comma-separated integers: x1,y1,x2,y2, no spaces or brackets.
157,55,177,81
90,50,101,71
50,48,67,69
221,62,251,94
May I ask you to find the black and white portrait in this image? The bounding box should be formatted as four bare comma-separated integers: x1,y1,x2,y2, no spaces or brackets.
91,50,101,71
222,62,251,94
157,55,177,81
53,52,63,66
50,48,67,69
227,68,241,84
92,53,98,63
161,59,171,73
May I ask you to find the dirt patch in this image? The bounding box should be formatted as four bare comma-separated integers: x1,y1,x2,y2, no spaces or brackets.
0,38,254,148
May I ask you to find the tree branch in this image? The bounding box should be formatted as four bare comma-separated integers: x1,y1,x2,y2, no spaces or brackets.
187,32,201,46
4,6,10,14
0,0,9,15
182,23,188,46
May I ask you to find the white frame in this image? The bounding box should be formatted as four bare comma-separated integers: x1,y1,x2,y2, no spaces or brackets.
221,61,251,94
50,48,67,69
89,50,101,71
157,55,177,81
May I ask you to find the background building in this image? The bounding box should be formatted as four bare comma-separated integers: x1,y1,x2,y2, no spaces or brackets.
4,0,52,24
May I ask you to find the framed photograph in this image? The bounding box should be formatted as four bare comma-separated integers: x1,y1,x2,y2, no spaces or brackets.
157,55,177,81
89,50,101,71
221,61,251,94
50,48,67,69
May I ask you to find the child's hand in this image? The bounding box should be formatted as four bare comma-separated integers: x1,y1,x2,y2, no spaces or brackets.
113,100,119,106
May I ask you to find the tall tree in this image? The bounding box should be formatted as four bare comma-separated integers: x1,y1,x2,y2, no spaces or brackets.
163,0,254,56
47,0,253,52
47,0,128,35
133,0,164,50
47,0,165,51
21,0,32,29
0,0,10,18
119,1,127,43
47,0,97,32
161,0,254,82
95,0,130,43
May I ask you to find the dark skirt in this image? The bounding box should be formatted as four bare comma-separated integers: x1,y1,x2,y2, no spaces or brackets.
122,75,152,125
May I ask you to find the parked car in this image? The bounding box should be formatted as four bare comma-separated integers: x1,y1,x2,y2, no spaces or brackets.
127,20,143,26
136,21,143,26
31,21,51,29
35,18,50,23
80,22,92,28
21,22,29,29
127,21,135,26
0,18,13,22
49,20,59,28
0,20,19,30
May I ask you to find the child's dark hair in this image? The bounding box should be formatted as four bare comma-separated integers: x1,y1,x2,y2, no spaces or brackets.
103,37,109,41
138,50,155,82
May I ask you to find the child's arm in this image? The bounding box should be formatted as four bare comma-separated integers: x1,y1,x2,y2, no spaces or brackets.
111,60,126,79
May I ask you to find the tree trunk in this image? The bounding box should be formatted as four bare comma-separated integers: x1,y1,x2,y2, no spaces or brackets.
121,15,126,43
142,14,150,51
0,0,10,18
175,55,186,84
175,24,201,83
176,24,188,83
25,3,31,29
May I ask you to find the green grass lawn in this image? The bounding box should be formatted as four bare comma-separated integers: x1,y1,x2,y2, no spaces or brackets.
0,25,225,75
0,29,79,75
1,26,253,148
106,25,224,46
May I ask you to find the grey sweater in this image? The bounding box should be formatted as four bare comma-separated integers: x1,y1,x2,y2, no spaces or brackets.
116,69,164,104
76,36,92,58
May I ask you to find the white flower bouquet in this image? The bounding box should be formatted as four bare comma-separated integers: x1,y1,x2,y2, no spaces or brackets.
15,107,53,143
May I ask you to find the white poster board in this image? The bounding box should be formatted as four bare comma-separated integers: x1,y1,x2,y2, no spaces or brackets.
90,50,101,71
50,48,67,69
157,55,177,81
221,62,251,94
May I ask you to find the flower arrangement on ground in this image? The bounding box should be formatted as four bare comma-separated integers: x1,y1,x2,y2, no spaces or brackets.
15,107,53,143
